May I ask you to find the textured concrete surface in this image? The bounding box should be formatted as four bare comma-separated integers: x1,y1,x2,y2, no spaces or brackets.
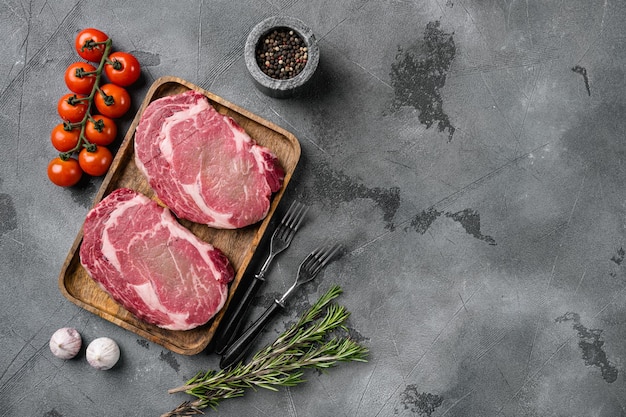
1,1,625,416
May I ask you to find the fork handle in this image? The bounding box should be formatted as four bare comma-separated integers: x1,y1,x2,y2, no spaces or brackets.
213,275,266,354
219,300,284,369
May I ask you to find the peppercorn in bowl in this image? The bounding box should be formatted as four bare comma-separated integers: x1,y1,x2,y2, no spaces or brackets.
245,16,319,98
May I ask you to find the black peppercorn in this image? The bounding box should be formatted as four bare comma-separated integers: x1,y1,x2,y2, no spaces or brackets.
255,27,307,80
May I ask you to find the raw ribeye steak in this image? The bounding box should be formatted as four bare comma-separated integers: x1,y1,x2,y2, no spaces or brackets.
79,188,234,331
134,90,285,229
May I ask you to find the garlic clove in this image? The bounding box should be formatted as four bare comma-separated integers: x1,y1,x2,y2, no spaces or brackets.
49,327,82,360
86,337,120,370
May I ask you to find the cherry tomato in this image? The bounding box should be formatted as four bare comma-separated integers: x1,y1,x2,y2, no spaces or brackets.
85,115,117,146
94,83,131,119
79,145,113,176
75,28,109,62
104,52,141,86
64,62,97,95
51,123,80,152
57,93,88,123
48,157,83,187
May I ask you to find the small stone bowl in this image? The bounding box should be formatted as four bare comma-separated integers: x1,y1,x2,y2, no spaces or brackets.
244,16,319,98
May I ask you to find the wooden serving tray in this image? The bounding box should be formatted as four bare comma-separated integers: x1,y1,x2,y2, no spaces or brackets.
58,76,301,355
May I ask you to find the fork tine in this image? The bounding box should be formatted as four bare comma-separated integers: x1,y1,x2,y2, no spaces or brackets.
283,202,308,230
301,243,342,276
280,201,301,226
299,251,317,271
313,243,342,274
272,220,290,240
288,204,309,230
274,203,308,243
272,202,301,238
319,243,342,266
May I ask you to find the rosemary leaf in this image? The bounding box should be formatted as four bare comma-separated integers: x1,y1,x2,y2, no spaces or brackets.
162,285,368,416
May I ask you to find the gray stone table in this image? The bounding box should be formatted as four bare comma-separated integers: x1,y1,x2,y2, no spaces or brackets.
1,1,625,416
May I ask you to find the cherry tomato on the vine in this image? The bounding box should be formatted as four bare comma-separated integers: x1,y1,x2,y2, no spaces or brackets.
75,28,109,62
57,93,88,123
104,52,141,87
47,157,83,187
64,62,97,95
78,145,113,176
51,123,80,152
94,83,131,119
85,115,117,146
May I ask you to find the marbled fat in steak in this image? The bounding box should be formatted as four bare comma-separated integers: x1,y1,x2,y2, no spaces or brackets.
134,90,284,229
79,188,234,331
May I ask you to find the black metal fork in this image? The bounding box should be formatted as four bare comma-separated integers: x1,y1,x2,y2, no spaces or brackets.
219,242,342,369
213,201,308,354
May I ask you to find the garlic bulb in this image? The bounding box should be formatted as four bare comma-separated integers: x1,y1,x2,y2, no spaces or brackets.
86,337,120,370
49,327,82,359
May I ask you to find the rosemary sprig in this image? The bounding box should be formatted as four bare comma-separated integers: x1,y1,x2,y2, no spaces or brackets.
162,285,368,416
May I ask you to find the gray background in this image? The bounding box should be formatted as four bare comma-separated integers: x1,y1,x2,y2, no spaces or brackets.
1,1,625,416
